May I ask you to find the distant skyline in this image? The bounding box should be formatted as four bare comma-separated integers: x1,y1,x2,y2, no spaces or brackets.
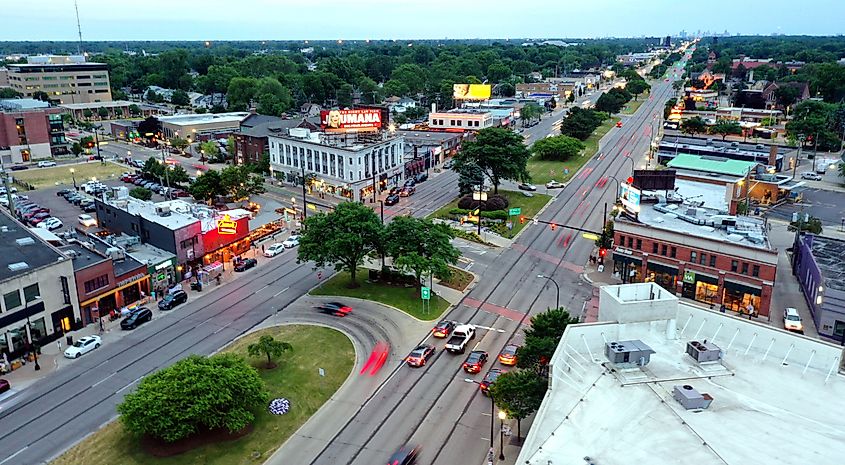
2,0,844,42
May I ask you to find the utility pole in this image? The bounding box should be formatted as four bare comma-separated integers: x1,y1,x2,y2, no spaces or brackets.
300,154,307,226
0,158,15,217
74,0,83,56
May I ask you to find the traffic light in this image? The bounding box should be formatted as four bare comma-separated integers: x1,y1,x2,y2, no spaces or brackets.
519,215,525,224
550,223,557,231
599,248,607,258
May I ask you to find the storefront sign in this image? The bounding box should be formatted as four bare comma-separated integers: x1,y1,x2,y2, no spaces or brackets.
117,273,147,288
620,183,641,215
320,109,383,131
155,259,173,271
683,270,696,284
217,214,238,235
614,247,633,256
453,84,492,100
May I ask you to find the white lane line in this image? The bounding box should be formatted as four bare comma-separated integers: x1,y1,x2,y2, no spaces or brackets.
91,372,116,388
474,325,506,333
0,446,27,465
256,284,269,293
116,376,143,394
273,287,290,297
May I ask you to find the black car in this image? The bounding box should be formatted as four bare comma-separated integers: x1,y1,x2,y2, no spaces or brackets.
414,172,428,183
158,290,188,310
314,301,352,317
404,178,416,188
9,165,28,171
387,444,419,465
120,307,153,330
480,368,503,396
234,258,258,272
384,194,400,206
82,203,97,213
56,189,73,196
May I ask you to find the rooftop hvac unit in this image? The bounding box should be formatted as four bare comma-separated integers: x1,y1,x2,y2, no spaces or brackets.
605,340,655,367
155,205,171,217
686,340,722,363
673,384,713,410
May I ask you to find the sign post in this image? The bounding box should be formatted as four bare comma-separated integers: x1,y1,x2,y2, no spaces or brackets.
421,286,431,315
318,367,325,391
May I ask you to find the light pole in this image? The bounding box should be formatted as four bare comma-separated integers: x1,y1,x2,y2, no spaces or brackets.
623,154,635,175
537,274,560,309
498,410,507,460
300,154,308,226
464,378,495,450
70,168,76,189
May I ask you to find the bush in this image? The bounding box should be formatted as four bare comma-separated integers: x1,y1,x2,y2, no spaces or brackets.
129,187,153,201
480,210,508,220
457,194,509,211
449,208,471,216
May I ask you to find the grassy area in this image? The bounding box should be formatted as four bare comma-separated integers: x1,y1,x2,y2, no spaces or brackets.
438,266,474,292
13,161,125,189
430,189,552,239
51,325,354,465
310,270,449,321
526,117,619,186
621,95,647,115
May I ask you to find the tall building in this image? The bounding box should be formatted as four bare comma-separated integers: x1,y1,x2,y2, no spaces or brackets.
0,98,69,163
6,55,112,104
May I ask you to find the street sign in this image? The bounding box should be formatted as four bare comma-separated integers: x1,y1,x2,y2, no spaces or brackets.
508,207,521,216
421,287,431,300
582,233,600,241
318,368,325,377
683,270,696,284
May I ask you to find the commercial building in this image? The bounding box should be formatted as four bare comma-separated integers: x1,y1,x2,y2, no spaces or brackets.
612,178,777,317
515,82,574,101
0,210,80,363
59,100,159,122
233,114,320,166
657,135,793,172
427,109,493,131
0,98,69,162
6,55,111,104
517,282,845,465
158,112,250,140
793,234,845,342
399,130,464,175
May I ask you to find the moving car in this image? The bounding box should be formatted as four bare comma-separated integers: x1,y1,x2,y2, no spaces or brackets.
783,307,803,333
37,160,57,168
384,193,400,206
432,320,457,338
78,214,97,227
282,234,301,248
545,180,565,189
0,379,9,394
616,121,623,128
264,243,286,257
400,186,415,197
63,335,101,358
37,217,63,231
158,290,188,310
462,350,489,374
120,307,153,330
446,324,476,354
234,258,258,272
498,343,519,366
480,368,503,396
387,444,420,465
518,183,537,191
801,172,822,181
405,344,436,367
314,301,352,317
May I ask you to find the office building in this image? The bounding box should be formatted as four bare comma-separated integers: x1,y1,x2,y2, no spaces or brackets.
793,234,845,342
6,55,112,104
233,114,320,166
427,109,493,131
0,98,69,162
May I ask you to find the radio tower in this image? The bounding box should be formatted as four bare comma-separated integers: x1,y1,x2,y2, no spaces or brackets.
74,0,84,56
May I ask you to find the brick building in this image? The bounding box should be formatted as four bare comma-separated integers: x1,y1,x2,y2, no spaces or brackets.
0,98,69,162
233,114,320,166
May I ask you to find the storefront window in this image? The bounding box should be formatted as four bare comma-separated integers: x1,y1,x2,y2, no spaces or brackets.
0,332,8,356
29,317,46,341
722,283,762,313
646,263,677,291
695,282,719,305
8,325,26,352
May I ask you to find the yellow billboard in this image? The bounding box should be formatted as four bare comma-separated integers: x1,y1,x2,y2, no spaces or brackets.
453,84,491,100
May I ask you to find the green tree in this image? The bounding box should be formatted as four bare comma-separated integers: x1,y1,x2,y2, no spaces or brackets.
337,83,354,108
774,85,800,108
128,104,141,116
169,137,190,151
170,89,190,106
297,202,383,288
517,307,579,374
32,90,51,102
531,135,584,161
168,164,190,185
71,142,83,156
255,77,293,116
117,354,267,443
142,157,165,180
247,335,293,369
227,77,258,110
498,82,515,97
200,140,221,162
520,102,543,127
626,79,651,101
489,369,548,440
560,107,606,141
189,169,225,202
710,120,742,141
129,187,153,201
115,108,124,118
681,116,707,136
567,92,575,104
83,109,93,120
663,98,677,120
385,217,461,293
97,107,109,119
0,88,21,99
455,161,485,195
595,87,631,114
220,165,265,199
454,127,530,194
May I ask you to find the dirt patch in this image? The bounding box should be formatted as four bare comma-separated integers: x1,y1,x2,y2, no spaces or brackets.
141,424,254,457
438,266,473,292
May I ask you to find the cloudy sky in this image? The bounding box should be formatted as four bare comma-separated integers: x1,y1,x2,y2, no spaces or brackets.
2,0,843,41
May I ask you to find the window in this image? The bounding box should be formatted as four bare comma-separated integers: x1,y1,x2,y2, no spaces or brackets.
619,235,625,247
3,290,21,311
741,263,749,275
752,265,760,277
180,237,198,249
84,275,110,293
627,237,633,248
699,253,706,265
710,255,717,267
652,242,658,253
635,239,642,250
661,244,667,256
61,276,71,304
670,246,676,258
731,260,739,272
690,251,697,263
23,283,40,302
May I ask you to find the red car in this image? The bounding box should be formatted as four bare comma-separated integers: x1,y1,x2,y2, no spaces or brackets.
462,350,488,374
405,344,435,367
498,344,519,366
23,208,49,219
616,121,623,128
432,320,457,338
29,213,51,225
479,368,503,396
0,378,9,394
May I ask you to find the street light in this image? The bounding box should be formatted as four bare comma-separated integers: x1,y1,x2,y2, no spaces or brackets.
537,274,560,310
623,154,635,175
464,378,495,450
498,410,507,460
70,168,76,189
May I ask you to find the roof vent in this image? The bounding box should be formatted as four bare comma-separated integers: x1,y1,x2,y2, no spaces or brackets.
8,262,29,272
0,226,8,233
16,237,35,246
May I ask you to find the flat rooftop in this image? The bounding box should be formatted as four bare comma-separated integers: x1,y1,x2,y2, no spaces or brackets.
518,285,845,465
398,130,463,143
808,235,845,292
0,211,67,283
158,112,250,127
667,153,759,177
660,135,789,159
105,197,199,230
124,241,176,268
59,100,155,110
58,242,109,272
0,98,50,111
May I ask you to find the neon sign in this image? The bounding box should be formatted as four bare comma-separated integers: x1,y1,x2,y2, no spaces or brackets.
217,214,238,235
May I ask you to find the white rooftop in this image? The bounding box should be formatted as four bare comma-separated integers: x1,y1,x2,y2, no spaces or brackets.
158,112,250,127
518,283,845,465
112,197,199,230
59,100,152,110
644,178,729,212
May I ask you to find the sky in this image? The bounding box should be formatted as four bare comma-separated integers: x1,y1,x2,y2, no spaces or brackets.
1,0,844,41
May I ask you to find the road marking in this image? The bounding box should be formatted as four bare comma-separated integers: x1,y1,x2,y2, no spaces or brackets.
472,341,481,351
0,446,27,465
273,287,290,297
91,372,116,388
116,376,143,394
474,325,506,333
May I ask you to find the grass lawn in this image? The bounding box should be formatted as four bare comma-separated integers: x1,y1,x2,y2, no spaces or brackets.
430,189,551,239
526,116,619,186
50,325,354,465
310,270,449,321
13,161,126,189
621,94,648,115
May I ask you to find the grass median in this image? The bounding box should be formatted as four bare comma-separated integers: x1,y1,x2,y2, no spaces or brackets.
310,270,449,321
50,325,354,465
526,116,619,186
621,94,648,115
430,189,551,239
13,161,126,189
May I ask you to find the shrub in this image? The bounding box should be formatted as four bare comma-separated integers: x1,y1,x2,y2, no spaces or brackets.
480,210,508,220
485,194,509,211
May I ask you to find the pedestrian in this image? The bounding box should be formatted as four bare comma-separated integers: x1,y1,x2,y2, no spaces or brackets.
746,303,755,319
719,304,726,313
261,244,265,253
56,339,62,352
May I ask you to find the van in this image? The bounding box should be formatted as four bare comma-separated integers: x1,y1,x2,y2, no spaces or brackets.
783,307,803,333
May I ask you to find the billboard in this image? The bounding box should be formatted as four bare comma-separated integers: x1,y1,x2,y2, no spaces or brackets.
633,170,676,191
620,183,641,215
453,84,492,100
320,108,383,131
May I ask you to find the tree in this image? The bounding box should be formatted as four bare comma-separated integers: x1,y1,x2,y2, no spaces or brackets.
255,77,293,116
32,91,50,102
169,137,190,152
189,169,224,202
170,89,190,106
97,107,110,119
83,109,93,120
531,135,584,161
489,369,548,440
142,157,165,180
499,82,515,97
455,161,485,195
0,88,21,99
220,165,265,199
385,217,460,293
200,140,221,163
710,120,742,141
454,127,530,194
146,88,163,103
297,202,383,288
128,104,141,116
681,116,707,136
560,107,606,141
227,77,258,110
115,108,124,118
247,335,292,369
626,79,651,101
774,85,800,108
567,92,575,104
129,187,153,201
117,354,267,443
595,87,632,114
168,164,190,185
517,307,579,374
520,102,543,127
71,142,83,156
663,98,677,120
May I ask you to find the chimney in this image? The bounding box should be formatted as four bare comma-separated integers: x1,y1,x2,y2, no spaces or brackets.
768,145,778,167
431,103,436,113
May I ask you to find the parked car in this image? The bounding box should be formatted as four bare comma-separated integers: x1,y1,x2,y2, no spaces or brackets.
400,186,415,197
120,307,153,330
432,320,457,338
234,258,258,272
443,160,454,169
82,203,97,213
264,243,286,257
37,217,64,231
498,344,519,366
63,335,101,358
384,193,401,206
9,165,28,171
404,178,416,188
387,444,420,465
314,301,352,317
133,178,147,186
462,350,489,374
479,368,503,396
0,379,10,394
56,189,73,196
158,290,188,310
801,172,822,181
29,213,51,225
23,208,49,219
37,160,57,168
545,180,565,189
518,183,537,191
405,344,436,367
282,235,301,248
783,307,803,333
78,214,97,227
414,172,428,183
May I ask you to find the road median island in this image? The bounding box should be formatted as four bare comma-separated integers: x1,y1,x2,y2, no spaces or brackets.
50,325,354,465
526,116,619,186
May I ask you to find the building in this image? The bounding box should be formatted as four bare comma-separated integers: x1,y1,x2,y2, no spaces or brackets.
59,100,159,122
399,130,464,175
428,109,493,131
0,210,80,363
0,67,9,87
0,99,69,162
793,234,845,341
517,282,845,465
516,82,574,101
233,114,320,166
657,136,793,172
158,112,250,140
761,81,811,109
612,179,777,317
6,55,111,104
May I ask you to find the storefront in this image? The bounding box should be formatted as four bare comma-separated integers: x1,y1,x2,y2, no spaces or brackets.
681,270,720,306
645,261,678,292
722,280,762,314
612,248,642,283
200,212,252,267
79,273,150,323
147,258,177,297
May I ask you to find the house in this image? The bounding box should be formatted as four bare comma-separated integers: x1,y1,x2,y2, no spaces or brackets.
762,81,811,109
387,97,417,114
300,103,322,117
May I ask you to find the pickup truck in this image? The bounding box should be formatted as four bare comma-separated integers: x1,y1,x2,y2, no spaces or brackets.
445,324,476,354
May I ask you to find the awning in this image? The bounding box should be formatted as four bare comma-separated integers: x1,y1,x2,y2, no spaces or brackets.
613,253,642,266
647,261,678,275
724,280,761,296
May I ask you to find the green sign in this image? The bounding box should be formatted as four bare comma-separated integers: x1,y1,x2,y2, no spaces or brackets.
683,270,696,284
508,207,521,216
421,286,431,300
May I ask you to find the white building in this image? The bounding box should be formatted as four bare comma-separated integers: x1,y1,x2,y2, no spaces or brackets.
268,128,405,201
428,109,493,131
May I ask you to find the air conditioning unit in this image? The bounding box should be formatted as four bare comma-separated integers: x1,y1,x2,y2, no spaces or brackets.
686,340,722,363
673,384,713,410
605,340,655,367
155,205,171,217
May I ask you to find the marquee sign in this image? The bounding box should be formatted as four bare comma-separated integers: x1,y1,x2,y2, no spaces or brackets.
320,108,383,131
217,214,238,235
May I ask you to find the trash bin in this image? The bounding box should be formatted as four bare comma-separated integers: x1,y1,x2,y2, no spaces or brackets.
66,336,73,346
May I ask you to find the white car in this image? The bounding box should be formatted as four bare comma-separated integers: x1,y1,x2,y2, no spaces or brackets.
78,214,97,227
545,180,565,189
282,235,301,248
264,243,286,257
37,160,57,168
36,217,63,231
64,335,101,358
783,307,803,332
801,172,822,181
